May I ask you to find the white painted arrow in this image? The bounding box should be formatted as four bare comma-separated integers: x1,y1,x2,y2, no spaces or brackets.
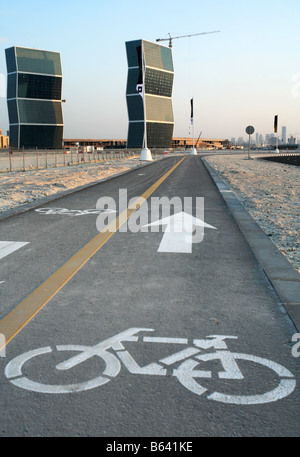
144,211,216,253
0,241,29,260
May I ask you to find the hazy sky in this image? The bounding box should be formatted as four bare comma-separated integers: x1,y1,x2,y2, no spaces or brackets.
0,0,299,141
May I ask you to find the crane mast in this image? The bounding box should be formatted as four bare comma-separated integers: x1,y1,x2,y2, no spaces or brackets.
156,30,220,48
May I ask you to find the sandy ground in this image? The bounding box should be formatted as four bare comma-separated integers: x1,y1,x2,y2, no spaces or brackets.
203,153,300,274
0,152,299,273
0,155,164,213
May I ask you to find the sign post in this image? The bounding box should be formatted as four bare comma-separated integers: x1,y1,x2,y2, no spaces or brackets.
190,98,197,155
245,125,255,160
274,115,279,153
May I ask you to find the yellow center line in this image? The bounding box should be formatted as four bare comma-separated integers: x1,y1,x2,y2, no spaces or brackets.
0,157,186,349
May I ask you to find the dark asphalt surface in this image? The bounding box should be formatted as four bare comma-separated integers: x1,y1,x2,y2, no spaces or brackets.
0,155,299,438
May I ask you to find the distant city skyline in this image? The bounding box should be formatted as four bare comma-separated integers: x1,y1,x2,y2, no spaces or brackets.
231,125,299,146
0,0,299,143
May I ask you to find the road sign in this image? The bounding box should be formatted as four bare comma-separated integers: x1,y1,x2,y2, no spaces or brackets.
245,126,255,159
246,126,255,135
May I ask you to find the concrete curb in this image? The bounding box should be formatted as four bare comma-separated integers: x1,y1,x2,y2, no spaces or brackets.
202,157,300,332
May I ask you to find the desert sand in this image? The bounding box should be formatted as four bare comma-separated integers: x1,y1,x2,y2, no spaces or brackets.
203,153,300,274
0,155,163,213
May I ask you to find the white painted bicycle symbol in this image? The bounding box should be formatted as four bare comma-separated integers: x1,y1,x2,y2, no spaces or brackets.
5,328,296,404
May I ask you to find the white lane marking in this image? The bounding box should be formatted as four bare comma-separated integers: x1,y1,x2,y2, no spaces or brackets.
0,241,29,260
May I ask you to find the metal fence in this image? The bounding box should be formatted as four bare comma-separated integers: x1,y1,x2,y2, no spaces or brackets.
0,150,143,172
4,148,295,173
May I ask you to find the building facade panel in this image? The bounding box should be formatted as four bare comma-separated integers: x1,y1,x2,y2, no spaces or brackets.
145,96,174,123
125,40,142,68
18,99,63,124
7,100,19,125
145,68,173,97
127,122,144,149
19,125,63,149
126,68,140,95
147,123,174,148
17,73,62,100
15,47,62,75
5,47,17,74
7,73,17,100
125,39,174,149
126,95,144,122
5,46,63,149
8,126,18,149
143,41,174,72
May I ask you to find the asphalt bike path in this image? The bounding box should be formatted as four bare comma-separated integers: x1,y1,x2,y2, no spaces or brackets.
0,156,299,437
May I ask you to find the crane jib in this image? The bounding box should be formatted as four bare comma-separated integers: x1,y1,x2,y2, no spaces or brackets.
156,31,220,48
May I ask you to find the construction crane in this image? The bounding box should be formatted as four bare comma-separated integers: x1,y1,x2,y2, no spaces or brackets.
195,131,202,148
156,31,220,48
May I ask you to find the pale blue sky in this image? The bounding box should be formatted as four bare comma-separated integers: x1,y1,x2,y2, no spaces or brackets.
0,0,299,141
